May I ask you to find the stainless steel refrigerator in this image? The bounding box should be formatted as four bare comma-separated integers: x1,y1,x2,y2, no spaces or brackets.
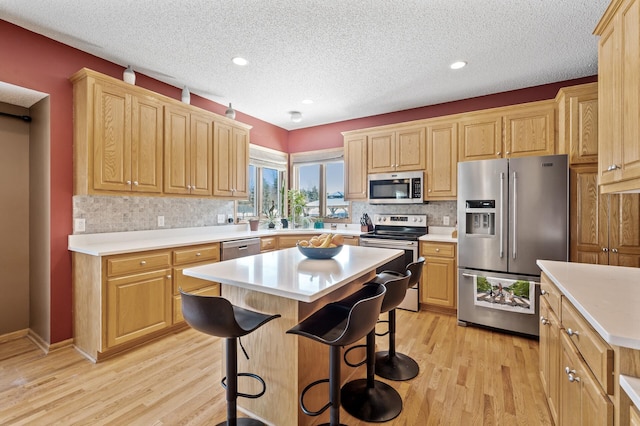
457,154,568,336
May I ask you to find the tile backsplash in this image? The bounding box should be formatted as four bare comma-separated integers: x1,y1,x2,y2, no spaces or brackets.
73,195,457,234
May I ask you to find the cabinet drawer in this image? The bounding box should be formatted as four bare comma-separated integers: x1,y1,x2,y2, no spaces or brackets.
173,284,220,324
261,237,277,252
561,299,614,394
278,235,305,249
420,242,455,257
540,273,561,316
173,244,220,265
342,235,360,246
106,251,171,277
173,264,219,294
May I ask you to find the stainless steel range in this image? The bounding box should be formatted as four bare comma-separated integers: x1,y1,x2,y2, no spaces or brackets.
359,214,427,312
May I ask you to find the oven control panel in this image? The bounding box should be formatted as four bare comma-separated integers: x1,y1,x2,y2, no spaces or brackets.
373,214,427,226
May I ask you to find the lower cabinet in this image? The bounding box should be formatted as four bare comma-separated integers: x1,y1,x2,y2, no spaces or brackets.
419,241,456,309
539,297,560,425
260,236,277,252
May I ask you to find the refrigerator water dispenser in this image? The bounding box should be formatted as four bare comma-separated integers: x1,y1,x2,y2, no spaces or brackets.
465,200,495,236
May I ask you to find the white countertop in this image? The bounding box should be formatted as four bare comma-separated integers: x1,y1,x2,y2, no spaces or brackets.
183,245,403,303
621,375,640,411
68,225,363,256
537,260,640,350
419,226,457,243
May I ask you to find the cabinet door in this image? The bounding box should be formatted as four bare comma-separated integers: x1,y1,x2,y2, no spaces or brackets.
367,131,395,173
421,255,456,308
106,269,172,348
426,121,457,200
539,298,560,425
232,126,249,198
131,95,163,193
395,127,426,171
190,111,213,196
620,0,640,184
164,105,191,195
344,134,368,200
503,101,555,158
598,21,619,186
608,193,640,267
213,121,233,196
93,81,131,192
457,112,502,161
570,166,609,265
569,92,599,165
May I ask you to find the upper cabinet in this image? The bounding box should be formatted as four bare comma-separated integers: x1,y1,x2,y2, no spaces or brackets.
556,83,599,165
343,133,368,200
70,68,251,199
458,100,555,162
367,126,426,173
213,122,249,198
425,119,458,200
164,104,214,196
72,71,164,195
595,0,640,193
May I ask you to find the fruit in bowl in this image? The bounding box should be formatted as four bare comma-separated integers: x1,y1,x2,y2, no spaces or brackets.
297,233,344,259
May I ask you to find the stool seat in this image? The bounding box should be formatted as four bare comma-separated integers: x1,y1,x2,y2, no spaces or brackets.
287,284,386,426
180,290,280,426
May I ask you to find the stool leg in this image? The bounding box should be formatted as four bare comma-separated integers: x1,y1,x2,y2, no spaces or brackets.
340,330,403,422
329,345,341,426
374,309,420,381
227,337,238,425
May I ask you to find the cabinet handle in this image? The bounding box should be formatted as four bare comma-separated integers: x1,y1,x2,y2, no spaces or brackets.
566,328,579,337
540,289,547,296
140,260,146,265
567,373,580,383
611,248,619,253
602,247,609,252
565,366,575,375
540,316,549,325
133,181,139,186
607,164,621,171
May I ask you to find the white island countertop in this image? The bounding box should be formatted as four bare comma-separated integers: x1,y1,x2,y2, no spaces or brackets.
68,225,363,256
184,245,403,303
537,260,640,350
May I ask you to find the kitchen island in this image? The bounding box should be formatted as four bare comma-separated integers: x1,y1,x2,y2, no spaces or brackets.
184,245,402,426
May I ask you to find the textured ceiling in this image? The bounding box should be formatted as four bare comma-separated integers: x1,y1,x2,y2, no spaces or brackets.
0,0,609,130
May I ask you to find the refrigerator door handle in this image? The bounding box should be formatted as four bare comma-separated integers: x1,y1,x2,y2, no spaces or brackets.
512,171,517,259
499,172,505,258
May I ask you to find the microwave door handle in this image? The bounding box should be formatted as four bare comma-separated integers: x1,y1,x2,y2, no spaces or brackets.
512,171,517,260
499,172,504,258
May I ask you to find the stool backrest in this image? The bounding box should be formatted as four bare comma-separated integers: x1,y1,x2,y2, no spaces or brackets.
333,284,386,347
180,290,245,338
380,271,411,313
406,257,425,288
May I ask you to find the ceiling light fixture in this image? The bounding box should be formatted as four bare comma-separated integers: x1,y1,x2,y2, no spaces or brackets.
226,103,236,119
450,61,467,70
123,65,136,84
232,57,248,66
290,111,302,123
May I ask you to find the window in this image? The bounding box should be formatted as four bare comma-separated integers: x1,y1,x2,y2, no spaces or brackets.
237,145,287,221
291,148,348,221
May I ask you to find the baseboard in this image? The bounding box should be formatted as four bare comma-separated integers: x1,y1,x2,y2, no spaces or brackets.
0,328,29,344
27,329,73,354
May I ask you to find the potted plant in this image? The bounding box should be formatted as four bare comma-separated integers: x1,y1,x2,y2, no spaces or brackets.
264,201,277,229
287,189,307,228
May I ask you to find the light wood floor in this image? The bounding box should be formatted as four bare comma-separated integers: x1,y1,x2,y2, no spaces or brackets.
0,309,552,425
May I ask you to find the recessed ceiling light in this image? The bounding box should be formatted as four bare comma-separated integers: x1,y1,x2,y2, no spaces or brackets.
450,61,467,70
232,57,248,66
302,99,314,104
290,111,302,123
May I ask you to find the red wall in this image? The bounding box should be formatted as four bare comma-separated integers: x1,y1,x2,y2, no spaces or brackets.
0,20,287,343
288,75,598,153
0,19,597,343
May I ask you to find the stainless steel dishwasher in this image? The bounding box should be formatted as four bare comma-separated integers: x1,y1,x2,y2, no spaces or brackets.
221,238,261,261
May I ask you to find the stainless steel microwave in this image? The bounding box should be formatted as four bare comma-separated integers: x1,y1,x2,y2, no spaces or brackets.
368,171,424,204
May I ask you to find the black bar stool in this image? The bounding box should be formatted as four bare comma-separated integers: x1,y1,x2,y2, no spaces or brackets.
180,289,280,426
286,284,386,426
371,256,425,381
339,271,411,422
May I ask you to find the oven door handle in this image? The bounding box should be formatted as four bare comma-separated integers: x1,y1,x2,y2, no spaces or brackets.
361,239,417,248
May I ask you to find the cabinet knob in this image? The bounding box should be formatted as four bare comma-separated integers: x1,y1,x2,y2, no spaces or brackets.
435,248,440,252
540,316,549,325
196,252,201,256
566,328,579,337
540,289,547,296
611,248,619,253
505,151,510,155
565,366,575,375
140,260,146,265
602,247,609,252
428,189,432,193
127,180,132,185
607,164,621,171
187,185,192,189
167,275,172,279
567,373,580,383
496,152,501,156
133,181,139,186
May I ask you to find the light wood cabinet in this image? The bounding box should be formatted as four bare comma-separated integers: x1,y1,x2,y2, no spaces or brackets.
260,237,278,252
104,251,172,349
539,279,561,425
367,126,426,173
425,119,457,200
631,404,640,426
164,105,214,196
343,133,368,200
570,165,640,267
213,122,249,198
556,83,599,165
419,241,456,309
458,101,555,162
72,70,164,195
596,0,640,193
